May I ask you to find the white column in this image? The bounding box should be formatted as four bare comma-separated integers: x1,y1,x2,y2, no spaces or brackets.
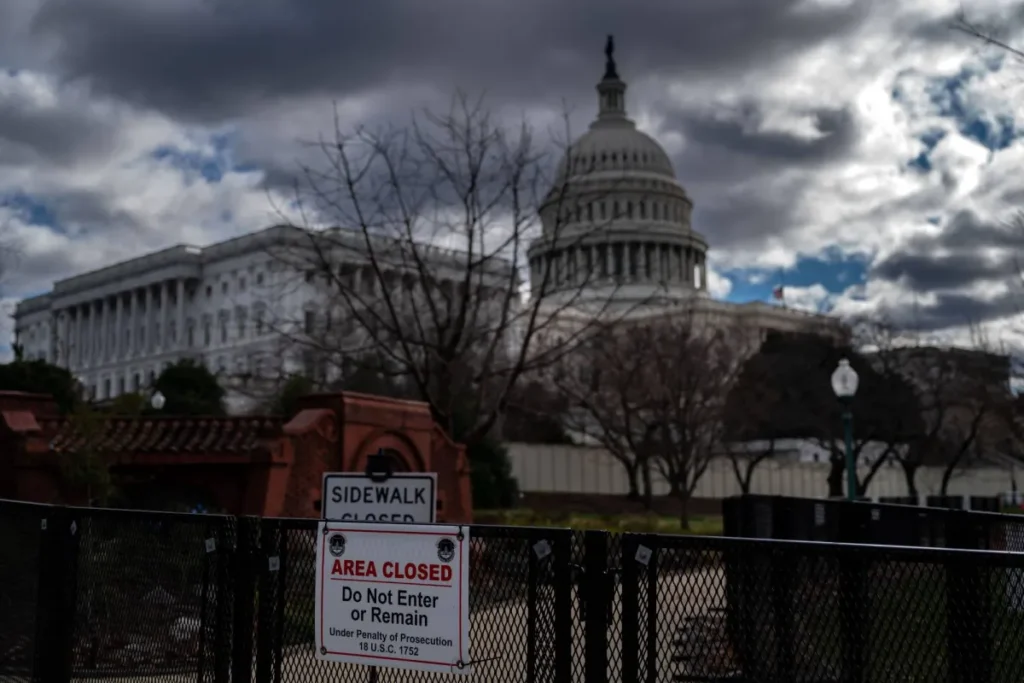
67,307,77,368
57,310,68,366
699,254,708,291
84,303,92,367
76,306,85,367
176,279,186,350
129,289,138,357
101,298,110,363
115,294,123,359
160,281,170,352
145,285,153,355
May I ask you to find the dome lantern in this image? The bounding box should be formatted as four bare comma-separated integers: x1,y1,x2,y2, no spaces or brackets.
596,34,628,124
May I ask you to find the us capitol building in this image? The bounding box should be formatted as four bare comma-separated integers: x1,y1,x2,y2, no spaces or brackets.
12,38,844,411
526,37,846,344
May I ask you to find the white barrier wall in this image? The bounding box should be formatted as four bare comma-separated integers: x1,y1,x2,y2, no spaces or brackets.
506,442,1017,500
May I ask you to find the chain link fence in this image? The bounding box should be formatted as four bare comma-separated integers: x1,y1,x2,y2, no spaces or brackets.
4,497,1024,682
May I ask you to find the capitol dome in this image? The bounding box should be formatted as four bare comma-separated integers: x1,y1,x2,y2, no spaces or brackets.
528,36,709,312
555,125,677,181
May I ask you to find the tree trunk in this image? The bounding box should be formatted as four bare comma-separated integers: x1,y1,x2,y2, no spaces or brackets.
901,462,919,497
939,466,954,496
678,494,690,531
641,457,654,510
623,461,641,500
827,457,844,498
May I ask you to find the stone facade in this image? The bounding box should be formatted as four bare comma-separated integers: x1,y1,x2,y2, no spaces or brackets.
12,225,514,413
0,390,472,522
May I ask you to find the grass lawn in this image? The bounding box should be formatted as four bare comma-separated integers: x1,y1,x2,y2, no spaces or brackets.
474,508,724,535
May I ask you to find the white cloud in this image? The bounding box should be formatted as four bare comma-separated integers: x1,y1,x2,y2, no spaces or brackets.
776,283,835,314
706,266,733,299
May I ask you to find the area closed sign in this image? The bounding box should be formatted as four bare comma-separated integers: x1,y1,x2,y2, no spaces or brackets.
322,473,437,523
314,522,472,674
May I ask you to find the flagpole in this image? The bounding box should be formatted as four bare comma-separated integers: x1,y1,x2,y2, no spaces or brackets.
773,269,787,309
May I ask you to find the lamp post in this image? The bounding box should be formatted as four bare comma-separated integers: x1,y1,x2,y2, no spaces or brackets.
830,358,860,501
150,391,166,411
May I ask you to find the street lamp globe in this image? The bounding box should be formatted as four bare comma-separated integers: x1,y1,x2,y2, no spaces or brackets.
830,358,859,399
150,391,166,411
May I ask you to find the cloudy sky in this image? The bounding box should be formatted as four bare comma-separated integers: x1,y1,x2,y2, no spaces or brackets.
2,0,1024,354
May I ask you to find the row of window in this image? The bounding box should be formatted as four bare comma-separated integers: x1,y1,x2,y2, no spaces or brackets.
305,264,509,303
203,271,266,299
567,148,663,173
556,197,687,226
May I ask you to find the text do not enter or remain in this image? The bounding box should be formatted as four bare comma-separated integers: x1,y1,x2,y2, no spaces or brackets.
314,522,471,675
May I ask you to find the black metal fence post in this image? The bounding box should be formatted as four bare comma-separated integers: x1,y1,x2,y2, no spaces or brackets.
644,542,658,683
553,529,573,683
838,555,867,683
232,516,259,683
945,513,993,683
582,530,609,683
213,521,234,683
255,518,281,683
620,533,660,683
31,506,80,683
620,534,640,681
770,546,796,680
526,542,540,683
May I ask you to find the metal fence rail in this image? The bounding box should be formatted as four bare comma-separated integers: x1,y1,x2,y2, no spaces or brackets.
724,493,1024,550
4,497,1024,683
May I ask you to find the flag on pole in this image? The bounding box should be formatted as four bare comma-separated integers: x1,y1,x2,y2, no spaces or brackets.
772,285,784,300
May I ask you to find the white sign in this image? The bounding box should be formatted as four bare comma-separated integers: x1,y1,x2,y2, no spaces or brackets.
322,473,437,523
314,522,472,674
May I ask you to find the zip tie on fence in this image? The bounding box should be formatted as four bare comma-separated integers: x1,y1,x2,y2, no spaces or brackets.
455,653,505,669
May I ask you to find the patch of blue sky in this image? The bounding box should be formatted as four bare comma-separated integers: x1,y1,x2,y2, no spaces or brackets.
0,192,58,228
149,127,260,182
722,252,868,303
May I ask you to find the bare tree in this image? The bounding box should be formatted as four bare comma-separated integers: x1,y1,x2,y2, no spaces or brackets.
857,320,1018,496
952,10,1024,60
733,328,920,498
258,94,654,446
553,311,749,527
721,353,786,495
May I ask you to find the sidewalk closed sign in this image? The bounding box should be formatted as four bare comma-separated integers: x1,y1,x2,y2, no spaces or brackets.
314,522,472,674
322,473,437,523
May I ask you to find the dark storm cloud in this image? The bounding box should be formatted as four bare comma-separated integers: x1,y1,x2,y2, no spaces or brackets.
872,209,1024,291
30,0,869,122
868,209,1024,330
659,102,858,248
873,251,1018,292
0,97,117,166
880,290,1022,332
677,105,858,165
